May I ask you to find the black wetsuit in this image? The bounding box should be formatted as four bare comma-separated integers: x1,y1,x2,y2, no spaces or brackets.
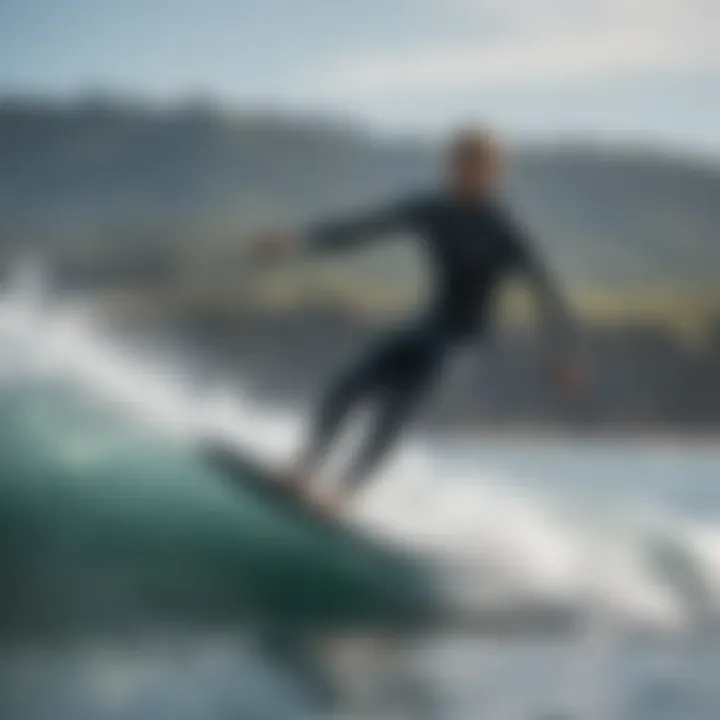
300,192,571,489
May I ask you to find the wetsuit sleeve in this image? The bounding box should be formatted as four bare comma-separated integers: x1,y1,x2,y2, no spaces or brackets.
500,212,577,352
303,197,418,253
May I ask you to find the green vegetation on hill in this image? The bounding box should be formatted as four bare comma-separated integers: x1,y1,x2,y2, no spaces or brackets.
1,97,719,326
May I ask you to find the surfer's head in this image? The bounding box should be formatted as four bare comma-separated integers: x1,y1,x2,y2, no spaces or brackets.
447,126,504,200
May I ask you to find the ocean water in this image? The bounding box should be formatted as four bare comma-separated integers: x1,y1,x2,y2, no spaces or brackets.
0,265,719,719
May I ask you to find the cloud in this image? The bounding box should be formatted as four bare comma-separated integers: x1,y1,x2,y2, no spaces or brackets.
299,0,719,99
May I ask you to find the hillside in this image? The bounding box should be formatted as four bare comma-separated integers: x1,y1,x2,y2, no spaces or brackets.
1,97,719,298
1,98,719,429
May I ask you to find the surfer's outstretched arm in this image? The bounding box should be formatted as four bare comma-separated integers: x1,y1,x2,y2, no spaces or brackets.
304,199,416,252
500,212,586,397
251,198,417,265
518,246,573,350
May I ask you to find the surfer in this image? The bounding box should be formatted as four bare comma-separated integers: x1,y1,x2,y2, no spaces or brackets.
251,127,585,512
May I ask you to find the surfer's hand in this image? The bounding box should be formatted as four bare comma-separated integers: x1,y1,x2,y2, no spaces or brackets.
249,230,298,266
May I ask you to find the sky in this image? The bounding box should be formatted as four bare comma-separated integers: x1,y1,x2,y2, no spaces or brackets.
1,0,719,154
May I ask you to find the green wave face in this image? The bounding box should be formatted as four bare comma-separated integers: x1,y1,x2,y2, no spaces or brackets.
0,374,433,640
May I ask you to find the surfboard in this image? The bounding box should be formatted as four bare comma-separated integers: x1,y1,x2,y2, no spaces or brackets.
201,440,327,523
199,439,400,555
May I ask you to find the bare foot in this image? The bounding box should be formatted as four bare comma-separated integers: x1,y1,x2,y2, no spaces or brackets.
309,487,348,519
276,464,311,499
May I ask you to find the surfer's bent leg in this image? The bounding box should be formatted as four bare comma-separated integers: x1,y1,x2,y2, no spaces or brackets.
341,322,450,492
300,362,374,474
298,333,398,477
299,320,448,484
